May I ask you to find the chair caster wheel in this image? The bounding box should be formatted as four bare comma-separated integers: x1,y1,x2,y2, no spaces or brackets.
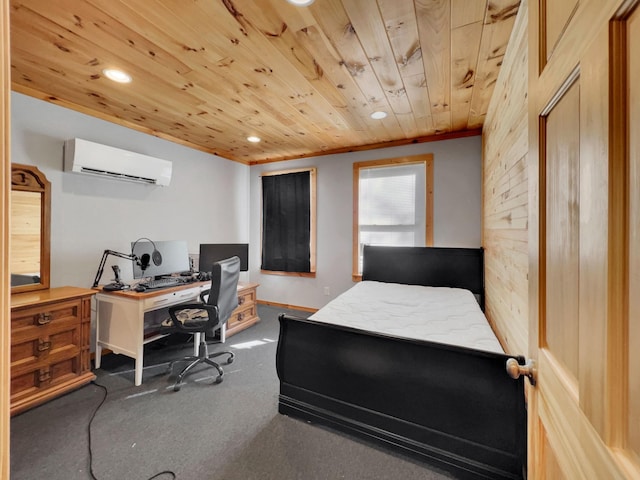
173,383,182,392
227,357,234,365
215,376,223,384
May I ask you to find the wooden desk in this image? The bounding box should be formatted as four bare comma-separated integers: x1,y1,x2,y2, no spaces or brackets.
95,281,259,385
10,286,97,416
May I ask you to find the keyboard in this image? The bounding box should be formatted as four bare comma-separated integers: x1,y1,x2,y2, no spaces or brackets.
141,277,184,290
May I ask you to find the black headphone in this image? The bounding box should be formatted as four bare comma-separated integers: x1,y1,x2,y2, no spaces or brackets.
131,237,163,271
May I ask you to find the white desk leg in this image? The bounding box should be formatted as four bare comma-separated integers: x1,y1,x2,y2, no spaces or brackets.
135,343,144,386
95,344,102,369
94,299,102,369
93,298,102,369
95,305,102,369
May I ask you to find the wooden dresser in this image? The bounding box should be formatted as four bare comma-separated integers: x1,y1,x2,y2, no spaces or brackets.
10,286,96,416
227,282,260,337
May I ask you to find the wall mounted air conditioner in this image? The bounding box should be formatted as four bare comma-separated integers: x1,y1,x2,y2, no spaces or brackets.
63,138,172,186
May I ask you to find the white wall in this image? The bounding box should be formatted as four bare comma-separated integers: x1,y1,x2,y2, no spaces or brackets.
10,92,250,288
11,91,481,311
249,135,482,310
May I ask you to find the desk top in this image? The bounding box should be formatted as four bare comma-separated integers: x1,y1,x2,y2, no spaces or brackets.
96,280,209,299
96,281,258,299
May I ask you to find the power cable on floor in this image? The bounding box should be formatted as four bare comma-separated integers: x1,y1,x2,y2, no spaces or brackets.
88,380,176,480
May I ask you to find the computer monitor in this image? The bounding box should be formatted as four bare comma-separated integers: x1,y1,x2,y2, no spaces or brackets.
131,239,190,279
199,243,249,272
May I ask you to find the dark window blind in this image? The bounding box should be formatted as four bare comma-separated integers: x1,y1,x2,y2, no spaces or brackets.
261,171,311,272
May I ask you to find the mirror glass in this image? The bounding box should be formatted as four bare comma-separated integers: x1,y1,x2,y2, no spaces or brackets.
11,164,51,293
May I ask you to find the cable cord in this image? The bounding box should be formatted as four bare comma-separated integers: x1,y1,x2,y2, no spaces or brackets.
88,381,176,480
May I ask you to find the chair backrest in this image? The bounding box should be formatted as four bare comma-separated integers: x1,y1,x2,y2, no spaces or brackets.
206,256,240,324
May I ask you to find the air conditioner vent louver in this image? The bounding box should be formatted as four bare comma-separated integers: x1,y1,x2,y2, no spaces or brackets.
78,167,157,184
63,138,172,186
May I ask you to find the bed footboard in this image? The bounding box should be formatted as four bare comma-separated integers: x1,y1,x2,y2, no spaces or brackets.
276,314,526,480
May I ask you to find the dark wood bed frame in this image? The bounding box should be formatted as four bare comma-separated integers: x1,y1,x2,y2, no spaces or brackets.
276,246,527,480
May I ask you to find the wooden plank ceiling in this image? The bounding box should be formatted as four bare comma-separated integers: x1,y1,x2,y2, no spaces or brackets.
9,0,520,164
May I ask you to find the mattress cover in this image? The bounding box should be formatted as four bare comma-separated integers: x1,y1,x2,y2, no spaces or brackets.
310,281,504,354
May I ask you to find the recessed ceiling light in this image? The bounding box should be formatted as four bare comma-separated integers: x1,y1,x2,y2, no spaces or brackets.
247,136,261,143
102,68,132,83
371,111,388,120
286,0,315,6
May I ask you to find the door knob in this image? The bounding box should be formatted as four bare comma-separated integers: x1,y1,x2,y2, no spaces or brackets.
506,358,536,386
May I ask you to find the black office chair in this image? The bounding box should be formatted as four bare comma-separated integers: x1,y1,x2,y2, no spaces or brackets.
160,256,240,391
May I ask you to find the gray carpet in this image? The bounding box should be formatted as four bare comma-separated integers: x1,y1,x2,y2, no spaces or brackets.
10,305,455,480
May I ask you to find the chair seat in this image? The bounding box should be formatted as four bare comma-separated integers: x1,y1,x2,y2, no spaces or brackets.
161,308,208,329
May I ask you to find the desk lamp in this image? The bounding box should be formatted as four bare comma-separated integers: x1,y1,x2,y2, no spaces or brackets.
92,249,142,290
91,238,161,290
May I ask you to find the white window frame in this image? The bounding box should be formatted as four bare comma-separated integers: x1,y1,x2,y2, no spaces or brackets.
352,154,434,280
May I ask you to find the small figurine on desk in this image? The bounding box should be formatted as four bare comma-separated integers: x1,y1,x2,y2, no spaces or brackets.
103,265,128,291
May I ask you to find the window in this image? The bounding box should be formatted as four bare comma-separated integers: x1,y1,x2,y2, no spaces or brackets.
353,154,433,279
261,168,316,276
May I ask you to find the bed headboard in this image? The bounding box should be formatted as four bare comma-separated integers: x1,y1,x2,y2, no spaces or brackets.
362,245,485,310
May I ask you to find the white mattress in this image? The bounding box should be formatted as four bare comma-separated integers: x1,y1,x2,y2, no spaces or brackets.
309,281,504,354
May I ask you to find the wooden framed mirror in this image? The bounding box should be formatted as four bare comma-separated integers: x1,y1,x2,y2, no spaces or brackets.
11,164,51,293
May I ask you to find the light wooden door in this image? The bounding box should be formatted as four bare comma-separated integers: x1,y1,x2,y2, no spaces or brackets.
529,0,640,478
1,0,11,477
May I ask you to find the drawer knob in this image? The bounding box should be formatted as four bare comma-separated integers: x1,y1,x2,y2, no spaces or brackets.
238,296,245,305
37,313,52,325
38,340,52,352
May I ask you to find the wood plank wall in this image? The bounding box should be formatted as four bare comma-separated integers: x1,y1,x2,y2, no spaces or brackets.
482,0,529,356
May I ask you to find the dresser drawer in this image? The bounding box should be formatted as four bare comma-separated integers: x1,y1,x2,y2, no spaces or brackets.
11,353,83,405
11,320,81,370
11,298,82,333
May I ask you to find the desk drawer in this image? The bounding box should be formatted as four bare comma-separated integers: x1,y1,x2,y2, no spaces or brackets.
225,283,259,337
237,287,256,308
142,287,202,310
228,303,257,331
